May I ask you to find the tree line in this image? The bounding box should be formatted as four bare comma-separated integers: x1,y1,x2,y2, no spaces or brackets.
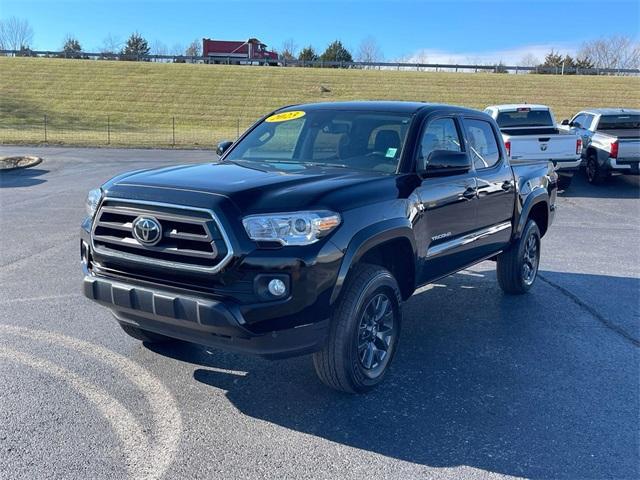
1,16,638,71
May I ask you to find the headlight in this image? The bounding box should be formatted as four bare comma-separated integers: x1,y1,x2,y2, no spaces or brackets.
85,188,103,218
242,211,341,246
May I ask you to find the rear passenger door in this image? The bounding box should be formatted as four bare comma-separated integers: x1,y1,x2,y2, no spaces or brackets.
462,116,514,258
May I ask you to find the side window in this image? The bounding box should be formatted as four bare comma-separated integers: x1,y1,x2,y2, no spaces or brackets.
465,119,501,169
571,113,586,129
582,114,595,131
419,117,462,167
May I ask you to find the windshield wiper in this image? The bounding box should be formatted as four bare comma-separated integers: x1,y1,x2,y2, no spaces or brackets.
307,162,349,168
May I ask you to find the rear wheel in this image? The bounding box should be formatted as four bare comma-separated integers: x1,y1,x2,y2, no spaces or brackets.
586,153,609,184
118,322,175,344
313,264,402,393
496,220,541,295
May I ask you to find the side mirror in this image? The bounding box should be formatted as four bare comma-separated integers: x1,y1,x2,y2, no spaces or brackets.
560,119,570,126
419,150,471,176
216,140,233,157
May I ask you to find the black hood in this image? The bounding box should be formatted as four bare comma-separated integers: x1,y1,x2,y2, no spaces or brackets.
106,161,405,214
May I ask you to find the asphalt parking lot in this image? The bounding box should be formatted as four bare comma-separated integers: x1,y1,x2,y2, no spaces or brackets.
1,145,638,480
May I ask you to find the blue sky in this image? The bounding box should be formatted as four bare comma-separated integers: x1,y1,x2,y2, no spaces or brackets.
2,0,639,63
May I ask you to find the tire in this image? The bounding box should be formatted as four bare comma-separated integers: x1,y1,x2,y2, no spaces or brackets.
313,264,402,394
118,322,175,344
557,174,573,190
496,220,541,295
586,152,609,184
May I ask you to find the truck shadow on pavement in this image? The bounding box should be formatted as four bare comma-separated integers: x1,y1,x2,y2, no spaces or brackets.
0,168,48,188
148,269,639,479
561,170,640,199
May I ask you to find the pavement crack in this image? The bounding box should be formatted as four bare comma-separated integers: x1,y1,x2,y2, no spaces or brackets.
538,273,640,347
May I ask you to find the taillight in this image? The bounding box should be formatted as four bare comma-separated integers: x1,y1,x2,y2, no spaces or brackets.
505,140,511,157
576,138,582,155
610,141,619,158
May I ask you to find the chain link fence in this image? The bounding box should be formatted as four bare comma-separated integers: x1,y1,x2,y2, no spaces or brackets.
0,115,251,149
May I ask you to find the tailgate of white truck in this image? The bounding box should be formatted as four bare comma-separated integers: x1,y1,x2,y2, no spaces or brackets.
508,134,579,161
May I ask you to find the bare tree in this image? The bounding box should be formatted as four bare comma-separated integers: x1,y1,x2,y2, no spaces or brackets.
413,50,429,71
150,39,168,62
519,53,540,67
101,33,121,55
578,35,640,71
279,38,297,60
170,43,185,56
185,39,201,57
0,17,34,51
356,36,383,65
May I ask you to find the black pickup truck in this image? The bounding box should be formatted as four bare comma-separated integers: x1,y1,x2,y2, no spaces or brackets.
81,102,557,393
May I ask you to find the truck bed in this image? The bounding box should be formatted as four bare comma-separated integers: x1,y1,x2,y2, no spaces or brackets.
596,128,640,140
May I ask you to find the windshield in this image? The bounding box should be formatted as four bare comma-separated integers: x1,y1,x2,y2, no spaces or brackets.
496,110,554,128
598,114,640,130
225,109,413,173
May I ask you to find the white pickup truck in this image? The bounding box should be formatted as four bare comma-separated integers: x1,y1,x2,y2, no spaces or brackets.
559,108,640,184
485,104,582,189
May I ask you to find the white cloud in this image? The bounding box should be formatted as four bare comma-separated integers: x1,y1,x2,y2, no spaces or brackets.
404,42,580,66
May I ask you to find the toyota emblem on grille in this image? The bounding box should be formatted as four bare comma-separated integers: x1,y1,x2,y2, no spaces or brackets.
132,216,162,246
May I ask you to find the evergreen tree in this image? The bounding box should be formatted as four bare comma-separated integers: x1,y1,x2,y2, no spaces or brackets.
62,36,82,58
121,32,150,60
298,45,318,62
320,40,353,63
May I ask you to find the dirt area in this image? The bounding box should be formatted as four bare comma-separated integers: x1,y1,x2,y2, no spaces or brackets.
0,156,42,170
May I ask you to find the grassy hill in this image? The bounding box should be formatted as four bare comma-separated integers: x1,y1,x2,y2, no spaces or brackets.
1,56,639,148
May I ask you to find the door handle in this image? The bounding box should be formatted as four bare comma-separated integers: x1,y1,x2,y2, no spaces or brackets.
462,187,476,200
501,181,513,192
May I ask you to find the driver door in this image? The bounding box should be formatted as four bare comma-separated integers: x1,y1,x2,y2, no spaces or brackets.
412,115,479,284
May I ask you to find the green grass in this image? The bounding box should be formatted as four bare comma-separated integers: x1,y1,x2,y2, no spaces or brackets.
1,56,639,148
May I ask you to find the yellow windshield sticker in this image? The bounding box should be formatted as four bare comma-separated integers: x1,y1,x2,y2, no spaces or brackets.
265,111,306,123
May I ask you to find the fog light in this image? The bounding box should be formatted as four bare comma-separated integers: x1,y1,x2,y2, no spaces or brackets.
267,278,287,297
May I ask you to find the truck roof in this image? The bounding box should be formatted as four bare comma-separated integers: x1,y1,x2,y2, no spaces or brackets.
278,101,481,115
580,108,640,115
486,104,550,112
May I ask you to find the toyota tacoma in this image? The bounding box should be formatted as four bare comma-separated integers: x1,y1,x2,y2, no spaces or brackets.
81,102,557,393
559,108,640,184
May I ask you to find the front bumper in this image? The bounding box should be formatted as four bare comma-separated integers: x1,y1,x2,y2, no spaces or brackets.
83,274,329,358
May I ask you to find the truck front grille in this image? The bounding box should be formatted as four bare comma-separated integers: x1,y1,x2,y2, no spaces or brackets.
91,198,233,273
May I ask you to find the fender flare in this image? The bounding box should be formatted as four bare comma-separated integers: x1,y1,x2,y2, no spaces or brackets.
515,188,549,239
329,218,416,304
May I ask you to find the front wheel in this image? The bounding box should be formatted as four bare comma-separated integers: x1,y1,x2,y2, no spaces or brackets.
313,264,402,393
496,220,541,295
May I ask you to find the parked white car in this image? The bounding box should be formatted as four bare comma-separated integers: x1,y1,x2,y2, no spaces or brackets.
485,104,582,189
559,108,640,184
